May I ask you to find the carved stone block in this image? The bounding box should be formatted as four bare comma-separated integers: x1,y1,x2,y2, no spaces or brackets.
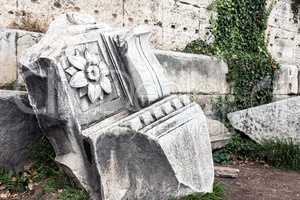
20,13,214,200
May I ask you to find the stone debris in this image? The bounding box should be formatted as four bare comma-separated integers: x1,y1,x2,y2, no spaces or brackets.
228,96,300,144
214,166,240,179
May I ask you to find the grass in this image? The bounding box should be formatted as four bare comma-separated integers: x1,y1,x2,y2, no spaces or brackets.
59,187,89,200
1,133,298,200
175,183,225,200
214,134,300,171
2,134,299,199
0,169,29,193
0,81,26,91
0,136,225,200
0,137,89,199
9,11,48,33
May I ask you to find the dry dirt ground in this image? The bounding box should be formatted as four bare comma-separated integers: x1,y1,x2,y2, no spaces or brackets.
218,163,300,200
1,163,300,200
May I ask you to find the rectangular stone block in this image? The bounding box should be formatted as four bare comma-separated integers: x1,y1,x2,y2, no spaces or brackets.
273,64,299,95
155,50,230,95
0,29,17,86
0,28,43,86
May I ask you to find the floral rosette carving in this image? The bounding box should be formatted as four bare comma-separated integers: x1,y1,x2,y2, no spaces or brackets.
65,48,112,103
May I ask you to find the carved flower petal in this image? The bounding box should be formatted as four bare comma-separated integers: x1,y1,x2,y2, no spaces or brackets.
99,62,109,76
70,71,88,88
65,48,75,58
75,49,81,56
100,77,112,94
88,83,102,103
65,67,78,76
79,87,88,97
68,55,87,70
99,89,104,100
85,50,99,65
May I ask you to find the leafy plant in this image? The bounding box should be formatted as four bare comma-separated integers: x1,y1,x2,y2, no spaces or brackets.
9,11,48,33
174,183,225,200
0,137,89,199
214,134,300,171
259,138,300,170
184,0,279,111
0,81,26,91
29,137,60,182
213,151,232,165
58,187,89,200
184,40,215,56
0,169,29,193
211,96,237,123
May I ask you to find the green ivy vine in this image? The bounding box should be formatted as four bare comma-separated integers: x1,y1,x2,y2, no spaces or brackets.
184,0,279,110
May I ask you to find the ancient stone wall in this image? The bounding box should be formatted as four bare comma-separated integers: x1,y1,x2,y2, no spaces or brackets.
1,0,300,96
0,0,213,50
267,0,300,65
267,0,300,97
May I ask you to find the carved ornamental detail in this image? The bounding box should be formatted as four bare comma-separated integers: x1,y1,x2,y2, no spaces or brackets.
65,48,112,103
20,13,214,200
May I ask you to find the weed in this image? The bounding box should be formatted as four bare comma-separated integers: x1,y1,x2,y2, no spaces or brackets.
10,11,48,33
214,134,300,171
213,151,232,165
29,137,60,181
0,169,29,193
0,81,26,91
0,137,89,199
184,0,279,111
211,96,237,123
58,187,89,200
174,183,225,200
259,138,300,170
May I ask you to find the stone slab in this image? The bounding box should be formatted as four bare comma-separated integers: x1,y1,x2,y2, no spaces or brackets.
0,29,17,86
0,90,41,171
214,166,239,179
0,28,43,86
228,96,300,144
155,50,229,95
207,119,232,150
